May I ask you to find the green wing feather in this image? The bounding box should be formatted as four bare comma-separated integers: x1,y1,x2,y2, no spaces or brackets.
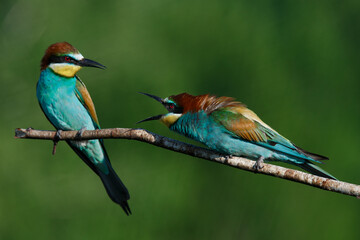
211,106,291,146
74,76,100,129
73,76,112,163
211,106,328,162
210,105,333,178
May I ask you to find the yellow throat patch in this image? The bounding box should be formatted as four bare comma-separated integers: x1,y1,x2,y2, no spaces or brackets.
49,63,82,78
160,113,182,127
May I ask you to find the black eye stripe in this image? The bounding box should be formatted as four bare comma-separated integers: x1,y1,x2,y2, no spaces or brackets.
166,103,174,110
165,102,183,113
49,55,78,64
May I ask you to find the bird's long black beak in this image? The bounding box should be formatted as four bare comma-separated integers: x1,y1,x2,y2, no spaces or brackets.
79,58,106,69
138,92,164,104
137,92,165,124
136,114,163,124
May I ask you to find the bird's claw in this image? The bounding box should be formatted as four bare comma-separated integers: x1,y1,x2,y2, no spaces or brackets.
253,156,265,172
224,155,233,164
75,127,86,140
52,130,62,155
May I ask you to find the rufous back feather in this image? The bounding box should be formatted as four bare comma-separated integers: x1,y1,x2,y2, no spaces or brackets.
170,93,245,114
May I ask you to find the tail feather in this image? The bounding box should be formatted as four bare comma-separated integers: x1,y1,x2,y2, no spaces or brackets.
99,165,131,215
295,145,329,162
298,162,337,180
67,141,131,215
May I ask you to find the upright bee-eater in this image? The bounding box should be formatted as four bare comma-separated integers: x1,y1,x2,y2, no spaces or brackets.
139,92,336,180
37,42,131,214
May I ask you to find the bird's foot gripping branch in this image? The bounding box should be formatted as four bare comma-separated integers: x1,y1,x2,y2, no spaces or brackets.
15,127,360,199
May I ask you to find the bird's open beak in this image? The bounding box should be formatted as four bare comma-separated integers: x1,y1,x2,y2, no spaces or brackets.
79,58,106,69
139,92,164,104
136,114,163,124
137,92,165,124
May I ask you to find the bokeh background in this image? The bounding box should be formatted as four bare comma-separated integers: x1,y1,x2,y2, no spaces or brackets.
1,0,360,239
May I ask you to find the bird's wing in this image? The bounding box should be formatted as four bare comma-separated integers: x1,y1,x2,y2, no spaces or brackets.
211,106,294,148
74,76,100,129
211,106,327,162
74,76,112,163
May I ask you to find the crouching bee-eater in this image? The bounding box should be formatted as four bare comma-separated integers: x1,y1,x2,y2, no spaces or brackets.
36,42,131,214
139,92,336,180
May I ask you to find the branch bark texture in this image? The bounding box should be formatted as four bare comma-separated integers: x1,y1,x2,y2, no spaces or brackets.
15,128,360,198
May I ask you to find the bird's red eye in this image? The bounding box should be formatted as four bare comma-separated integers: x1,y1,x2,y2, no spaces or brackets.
65,56,70,61
169,104,174,109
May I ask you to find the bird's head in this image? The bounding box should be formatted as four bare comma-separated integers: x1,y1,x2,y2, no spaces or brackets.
137,93,185,127
40,42,105,78
138,92,243,127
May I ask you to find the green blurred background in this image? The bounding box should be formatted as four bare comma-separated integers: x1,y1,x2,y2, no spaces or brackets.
1,0,360,239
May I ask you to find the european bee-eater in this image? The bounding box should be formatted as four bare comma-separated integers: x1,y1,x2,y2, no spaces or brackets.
139,92,336,180
36,42,131,214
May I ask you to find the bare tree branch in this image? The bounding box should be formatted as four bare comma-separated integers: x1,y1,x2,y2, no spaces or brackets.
15,128,360,198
